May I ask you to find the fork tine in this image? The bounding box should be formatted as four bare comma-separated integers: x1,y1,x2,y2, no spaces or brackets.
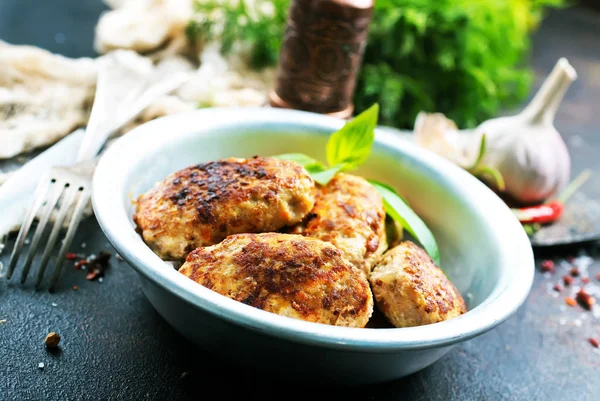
34,186,79,289
5,174,52,280
19,179,67,284
0,234,7,276
48,188,91,292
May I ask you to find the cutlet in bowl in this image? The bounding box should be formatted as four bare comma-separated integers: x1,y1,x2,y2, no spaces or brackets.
93,107,534,384
133,156,316,260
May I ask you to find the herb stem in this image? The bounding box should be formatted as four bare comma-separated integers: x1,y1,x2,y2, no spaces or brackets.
555,169,591,204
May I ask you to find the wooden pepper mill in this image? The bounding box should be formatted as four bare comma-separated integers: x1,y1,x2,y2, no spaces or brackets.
268,0,374,119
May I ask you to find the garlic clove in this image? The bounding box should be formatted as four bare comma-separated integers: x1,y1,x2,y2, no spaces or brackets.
413,111,480,168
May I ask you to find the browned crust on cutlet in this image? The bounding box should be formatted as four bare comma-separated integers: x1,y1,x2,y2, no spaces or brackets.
133,157,316,260
179,233,373,327
370,241,467,328
291,173,387,276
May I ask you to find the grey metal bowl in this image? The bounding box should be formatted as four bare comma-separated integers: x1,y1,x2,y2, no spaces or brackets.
92,107,534,385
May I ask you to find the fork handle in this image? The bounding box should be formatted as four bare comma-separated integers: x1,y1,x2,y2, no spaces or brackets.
75,57,113,163
75,58,188,163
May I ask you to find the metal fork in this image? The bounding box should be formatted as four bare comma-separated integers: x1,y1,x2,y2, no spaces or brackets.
4,55,188,291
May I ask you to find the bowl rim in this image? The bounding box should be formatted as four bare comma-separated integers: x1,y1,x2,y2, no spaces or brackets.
92,107,534,352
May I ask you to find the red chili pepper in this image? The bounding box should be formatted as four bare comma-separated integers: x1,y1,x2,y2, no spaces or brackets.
512,201,563,224
512,169,591,225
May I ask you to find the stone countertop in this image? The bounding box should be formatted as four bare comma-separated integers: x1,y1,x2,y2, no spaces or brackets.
1,2,600,400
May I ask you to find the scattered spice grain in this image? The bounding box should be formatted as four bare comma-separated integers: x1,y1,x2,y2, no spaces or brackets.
563,275,574,286
576,289,595,310
85,251,111,281
44,332,61,348
541,260,555,273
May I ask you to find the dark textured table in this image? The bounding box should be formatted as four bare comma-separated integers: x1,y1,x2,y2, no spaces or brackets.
1,2,600,400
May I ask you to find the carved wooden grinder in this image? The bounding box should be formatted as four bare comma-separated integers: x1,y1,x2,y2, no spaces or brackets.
269,0,374,119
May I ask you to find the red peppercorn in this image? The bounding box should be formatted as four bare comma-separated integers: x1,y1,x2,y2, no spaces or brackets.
576,289,596,310
565,297,577,307
570,267,580,277
596,272,600,281
563,275,574,286
589,338,599,348
553,284,562,292
66,252,78,260
581,277,590,284
541,260,555,273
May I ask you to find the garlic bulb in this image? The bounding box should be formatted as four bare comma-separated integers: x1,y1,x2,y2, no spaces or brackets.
414,58,577,206
475,58,576,205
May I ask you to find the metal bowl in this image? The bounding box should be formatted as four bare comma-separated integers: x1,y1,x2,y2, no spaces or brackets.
92,107,534,385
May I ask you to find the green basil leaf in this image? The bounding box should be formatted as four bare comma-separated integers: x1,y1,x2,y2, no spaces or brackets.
271,153,326,171
310,165,343,186
271,153,341,184
369,180,440,266
326,103,379,169
366,179,409,204
385,214,404,249
305,164,327,174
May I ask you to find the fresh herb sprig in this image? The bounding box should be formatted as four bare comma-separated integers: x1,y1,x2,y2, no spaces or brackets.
368,180,440,265
272,104,441,265
187,0,289,69
274,104,380,185
189,0,566,128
